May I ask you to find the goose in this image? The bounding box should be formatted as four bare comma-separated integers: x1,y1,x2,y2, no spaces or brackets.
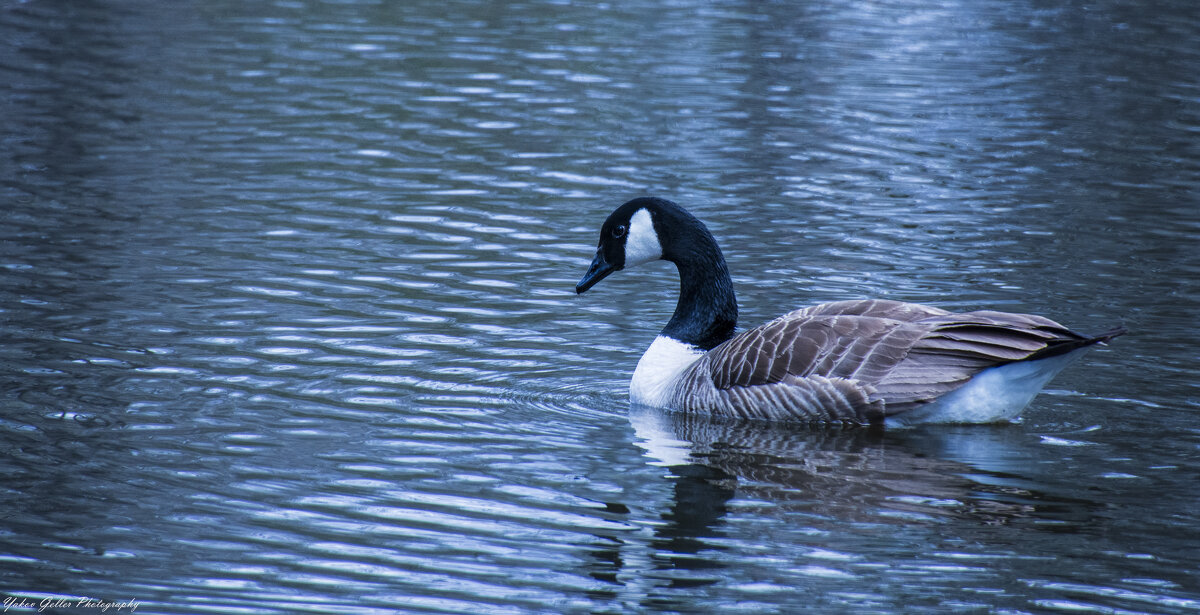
575,197,1125,427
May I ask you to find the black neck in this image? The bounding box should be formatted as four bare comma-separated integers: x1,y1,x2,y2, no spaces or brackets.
660,229,738,351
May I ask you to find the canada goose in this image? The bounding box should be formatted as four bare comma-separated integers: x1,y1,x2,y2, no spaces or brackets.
576,197,1125,427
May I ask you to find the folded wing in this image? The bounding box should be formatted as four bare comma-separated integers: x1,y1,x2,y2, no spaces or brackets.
671,300,1106,424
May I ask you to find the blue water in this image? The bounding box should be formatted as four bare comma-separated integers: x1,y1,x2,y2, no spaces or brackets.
2,0,1198,613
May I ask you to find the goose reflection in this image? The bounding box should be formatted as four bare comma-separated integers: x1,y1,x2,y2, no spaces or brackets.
630,404,1101,529
581,407,1104,608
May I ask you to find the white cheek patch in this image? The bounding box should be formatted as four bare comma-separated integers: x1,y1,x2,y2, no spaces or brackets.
624,208,662,267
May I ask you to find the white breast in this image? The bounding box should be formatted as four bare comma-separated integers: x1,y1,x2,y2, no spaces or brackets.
630,335,706,408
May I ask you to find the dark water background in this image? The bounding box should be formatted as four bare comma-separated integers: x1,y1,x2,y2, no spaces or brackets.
2,0,1199,613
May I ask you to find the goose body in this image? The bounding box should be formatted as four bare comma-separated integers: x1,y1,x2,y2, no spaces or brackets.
576,197,1124,427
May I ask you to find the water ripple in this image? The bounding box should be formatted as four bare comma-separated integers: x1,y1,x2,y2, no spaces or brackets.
1,0,1197,613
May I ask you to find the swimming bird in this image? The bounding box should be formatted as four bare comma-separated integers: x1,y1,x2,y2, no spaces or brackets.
575,197,1124,427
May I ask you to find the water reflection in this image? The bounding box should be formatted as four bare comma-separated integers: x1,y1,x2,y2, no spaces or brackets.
631,406,1102,530
556,408,1138,611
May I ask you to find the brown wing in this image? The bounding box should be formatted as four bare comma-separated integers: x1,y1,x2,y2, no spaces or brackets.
671,300,1098,424
781,298,950,322
671,300,937,423
873,310,1092,415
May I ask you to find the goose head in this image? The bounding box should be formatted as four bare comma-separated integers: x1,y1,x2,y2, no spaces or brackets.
576,197,738,349
576,195,715,294
575,197,671,294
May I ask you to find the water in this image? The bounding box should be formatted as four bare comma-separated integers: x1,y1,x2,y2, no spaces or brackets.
2,0,1198,613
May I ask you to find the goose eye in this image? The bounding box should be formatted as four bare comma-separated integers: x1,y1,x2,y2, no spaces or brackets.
612,225,627,239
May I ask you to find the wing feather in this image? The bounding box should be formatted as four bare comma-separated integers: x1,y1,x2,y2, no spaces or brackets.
664,300,1104,424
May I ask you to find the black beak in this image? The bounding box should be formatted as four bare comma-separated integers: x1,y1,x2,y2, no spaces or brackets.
576,250,618,294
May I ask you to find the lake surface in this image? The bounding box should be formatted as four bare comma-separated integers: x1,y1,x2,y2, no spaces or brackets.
2,0,1199,613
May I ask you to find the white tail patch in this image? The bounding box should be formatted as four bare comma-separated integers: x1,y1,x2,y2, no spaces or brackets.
886,349,1090,427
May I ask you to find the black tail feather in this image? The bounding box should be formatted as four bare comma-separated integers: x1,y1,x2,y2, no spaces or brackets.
1090,326,1128,344
1025,325,1127,362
